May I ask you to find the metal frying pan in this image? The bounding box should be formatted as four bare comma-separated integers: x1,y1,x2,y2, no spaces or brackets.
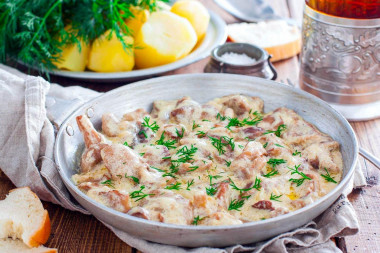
54,74,358,247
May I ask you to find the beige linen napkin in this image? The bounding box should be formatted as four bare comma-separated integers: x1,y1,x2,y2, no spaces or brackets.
0,65,366,252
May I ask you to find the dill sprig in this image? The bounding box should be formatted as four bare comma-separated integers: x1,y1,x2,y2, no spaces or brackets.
192,121,200,130
155,133,177,149
264,124,287,137
130,185,154,201
101,179,115,188
0,0,167,74
228,199,245,211
288,164,311,187
225,160,231,167
216,113,227,121
124,174,140,184
226,117,244,130
191,215,205,225
196,131,206,137
292,150,302,156
142,116,160,133
252,176,262,191
242,111,263,126
263,169,279,178
205,186,217,196
186,179,194,190
165,182,181,190
123,141,132,148
267,158,287,168
208,136,235,155
321,168,337,184
229,178,255,194
175,127,185,139
270,193,282,202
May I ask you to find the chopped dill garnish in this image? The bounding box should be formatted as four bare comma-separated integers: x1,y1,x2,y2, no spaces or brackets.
275,144,285,148
141,116,160,133
228,199,245,211
187,166,199,172
138,130,148,138
165,182,181,190
101,179,115,188
288,164,311,187
192,121,200,130
270,193,282,202
238,144,244,149
264,124,287,137
186,179,194,191
208,136,235,155
150,166,165,172
229,178,255,194
242,111,263,126
202,119,210,122
171,145,198,166
191,215,205,225
267,158,287,168
321,168,337,184
139,153,145,156
226,117,244,130
124,174,139,184
155,133,177,150
175,127,185,139
130,185,154,201
205,186,217,196
263,142,268,148
252,176,262,191
196,131,206,137
225,160,231,167
292,150,302,157
263,169,279,178
216,113,227,121
123,142,132,148
162,156,171,160
208,174,222,185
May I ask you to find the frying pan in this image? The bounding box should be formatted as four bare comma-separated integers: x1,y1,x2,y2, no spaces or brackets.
54,74,358,247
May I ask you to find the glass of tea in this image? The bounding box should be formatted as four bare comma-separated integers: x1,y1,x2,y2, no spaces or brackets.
299,0,380,121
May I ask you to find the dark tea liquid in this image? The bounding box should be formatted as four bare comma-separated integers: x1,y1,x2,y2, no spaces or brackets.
306,0,380,19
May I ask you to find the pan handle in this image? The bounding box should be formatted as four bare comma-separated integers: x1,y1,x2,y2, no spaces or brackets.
46,96,86,133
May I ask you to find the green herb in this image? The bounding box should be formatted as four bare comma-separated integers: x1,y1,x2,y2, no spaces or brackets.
245,137,254,141
192,121,200,130
208,136,235,155
196,131,206,137
186,179,194,191
162,156,171,160
275,144,285,148
165,182,181,190
228,199,245,211
139,153,145,156
150,166,165,173
130,185,154,201
142,116,160,133
216,113,227,121
242,111,263,126
238,144,244,149
171,145,198,166
191,215,205,225
267,158,287,168
175,127,185,139
264,124,287,137
292,150,302,157
205,186,217,196
263,169,279,178
226,117,244,130
252,176,262,191
138,130,148,138
263,142,268,148
124,174,140,184
270,193,282,202
225,160,231,167
208,174,222,185
187,166,199,172
123,142,132,148
202,119,210,122
155,133,177,150
101,179,115,188
321,168,337,184
229,178,255,194
288,164,311,187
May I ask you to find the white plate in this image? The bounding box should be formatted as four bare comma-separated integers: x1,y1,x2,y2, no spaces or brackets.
47,11,226,82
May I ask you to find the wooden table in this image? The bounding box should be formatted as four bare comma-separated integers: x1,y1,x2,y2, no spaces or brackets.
1,0,379,252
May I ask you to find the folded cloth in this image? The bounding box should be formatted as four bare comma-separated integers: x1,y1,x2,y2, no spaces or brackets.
0,65,366,252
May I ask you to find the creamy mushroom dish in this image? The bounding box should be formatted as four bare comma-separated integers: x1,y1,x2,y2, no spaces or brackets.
73,95,342,226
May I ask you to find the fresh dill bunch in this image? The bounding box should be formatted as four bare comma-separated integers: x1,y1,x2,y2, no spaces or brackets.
0,0,167,73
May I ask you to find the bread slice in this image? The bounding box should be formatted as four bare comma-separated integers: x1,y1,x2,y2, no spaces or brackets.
0,187,51,248
0,238,57,253
227,20,301,62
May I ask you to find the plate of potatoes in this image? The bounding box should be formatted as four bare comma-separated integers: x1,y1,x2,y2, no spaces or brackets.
49,1,227,82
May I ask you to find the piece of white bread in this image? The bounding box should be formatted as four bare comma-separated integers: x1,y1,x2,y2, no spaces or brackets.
0,238,57,253
0,187,51,248
227,20,301,62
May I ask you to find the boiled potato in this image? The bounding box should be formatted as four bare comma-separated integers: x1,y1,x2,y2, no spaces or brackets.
134,11,197,69
171,0,210,41
124,7,150,37
87,30,134,72
54,40,89,71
